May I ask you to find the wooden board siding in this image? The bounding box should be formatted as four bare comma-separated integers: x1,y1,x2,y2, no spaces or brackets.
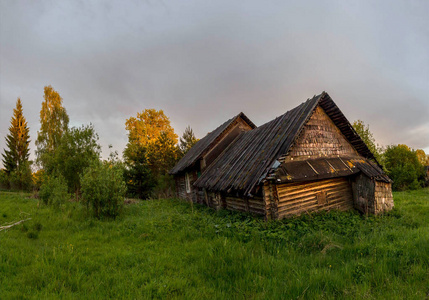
224,195,266,216
374,181,394,214
284,106,358,161
352,174,394,215
276,177,354,219
175,171,203,203
175,175,187,199
352,174,374,214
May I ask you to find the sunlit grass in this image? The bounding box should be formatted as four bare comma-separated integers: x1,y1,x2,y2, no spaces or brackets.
1,188,428,299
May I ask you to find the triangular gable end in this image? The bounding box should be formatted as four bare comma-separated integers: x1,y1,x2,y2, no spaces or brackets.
283,105,359,162
279,92,379,165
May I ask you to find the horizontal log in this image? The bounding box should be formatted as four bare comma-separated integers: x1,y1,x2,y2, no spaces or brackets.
279,200,353,218
278,193,353,214
277,179,348,197
278,185,351,203
277,177,344,190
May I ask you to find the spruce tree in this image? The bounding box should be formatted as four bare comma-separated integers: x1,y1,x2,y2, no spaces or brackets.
2,98,31,174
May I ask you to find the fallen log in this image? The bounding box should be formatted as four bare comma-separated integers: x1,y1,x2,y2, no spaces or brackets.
0,218,32,231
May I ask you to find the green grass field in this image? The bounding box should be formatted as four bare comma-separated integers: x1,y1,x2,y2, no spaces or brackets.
1,188,428,299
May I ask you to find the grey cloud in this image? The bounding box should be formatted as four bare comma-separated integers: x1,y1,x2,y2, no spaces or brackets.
1,0,428,168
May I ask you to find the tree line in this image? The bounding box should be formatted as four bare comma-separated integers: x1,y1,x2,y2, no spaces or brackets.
1,86,428,216
352,120,428,190
0,85,198,217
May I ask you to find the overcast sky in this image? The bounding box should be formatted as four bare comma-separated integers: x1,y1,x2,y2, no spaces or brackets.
1,0,428,167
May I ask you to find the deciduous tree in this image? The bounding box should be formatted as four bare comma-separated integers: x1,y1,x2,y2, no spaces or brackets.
384,144,424,191
415,149,429,166
36,85,69,168
352,120,382,165
125,109,179,177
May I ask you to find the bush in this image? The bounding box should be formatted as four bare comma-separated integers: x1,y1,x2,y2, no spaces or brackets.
9,162,33,191
0,169,9,190
81,160,126,219
39,175,69,207
27,231,38,239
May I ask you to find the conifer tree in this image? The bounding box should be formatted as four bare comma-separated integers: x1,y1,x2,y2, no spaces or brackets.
179,126,199,156
36,85,69,168
2,98,31,174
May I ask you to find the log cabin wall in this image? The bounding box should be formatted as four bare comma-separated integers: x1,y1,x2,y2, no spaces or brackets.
263,182,279,220
275,177,354,219
283,106,358,162
204,191,226,210
215,193,266,216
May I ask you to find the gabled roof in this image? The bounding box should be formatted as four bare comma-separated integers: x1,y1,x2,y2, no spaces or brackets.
194,92,381,195
169,112,255,175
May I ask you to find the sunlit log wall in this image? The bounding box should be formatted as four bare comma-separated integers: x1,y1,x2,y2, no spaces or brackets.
264,178,354,220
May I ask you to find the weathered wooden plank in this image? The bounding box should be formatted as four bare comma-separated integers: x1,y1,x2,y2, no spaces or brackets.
279,199,353,218
278,184,351,202
278,194,353,214
277,177,345,193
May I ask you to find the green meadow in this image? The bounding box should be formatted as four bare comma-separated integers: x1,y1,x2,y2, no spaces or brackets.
1,188,428,299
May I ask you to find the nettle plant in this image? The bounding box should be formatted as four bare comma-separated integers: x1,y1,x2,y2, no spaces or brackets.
81,159,126,219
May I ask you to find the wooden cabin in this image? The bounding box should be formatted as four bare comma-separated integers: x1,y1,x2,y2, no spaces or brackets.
170,92,394,219
169,112,255,203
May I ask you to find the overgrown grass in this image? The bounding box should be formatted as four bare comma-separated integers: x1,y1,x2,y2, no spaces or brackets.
1,188,428,299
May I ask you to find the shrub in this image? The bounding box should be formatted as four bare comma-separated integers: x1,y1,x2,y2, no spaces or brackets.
9,162,33,191
27,231,38,239
34,222,43,232
39,174,69,207
43,124,101,197
0,169,9,190
81,160,126,219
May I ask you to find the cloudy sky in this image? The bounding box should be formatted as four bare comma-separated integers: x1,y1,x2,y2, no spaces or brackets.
1,0,428,167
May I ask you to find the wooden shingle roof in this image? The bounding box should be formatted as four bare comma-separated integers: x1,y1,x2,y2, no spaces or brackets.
169,112,255,175
271,157,391,184
194,92,380,196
